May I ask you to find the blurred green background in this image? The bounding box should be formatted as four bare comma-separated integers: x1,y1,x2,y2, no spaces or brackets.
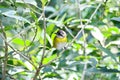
0,0,120,80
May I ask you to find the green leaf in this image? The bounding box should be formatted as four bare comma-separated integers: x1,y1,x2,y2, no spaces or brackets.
24,61,33,71
45,6,56,12
47,19,63,27
108,27,120,34
111,17,120,28
46,23,55,35
8,67,25,75
12,38,31,46
8,59,34,71
16,0,37,7
88,66,120,73
91,27,104,43
89,58,98,67
2,10,30,24
42,65,53,72
95,45,117,62
8,59,23,66
43,72,62,79
111,17,120,22
64,17,74,24
46,33,53,47
30,11,38,22
106,40,120,47
65,61,83,70
41,0,48,6
60,13,67,22
43,54,57,64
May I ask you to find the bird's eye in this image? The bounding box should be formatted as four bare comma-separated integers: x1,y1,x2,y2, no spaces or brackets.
57,31,62,36
58,32,62,35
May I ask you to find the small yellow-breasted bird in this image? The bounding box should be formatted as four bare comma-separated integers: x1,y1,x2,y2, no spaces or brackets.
53,30,67,50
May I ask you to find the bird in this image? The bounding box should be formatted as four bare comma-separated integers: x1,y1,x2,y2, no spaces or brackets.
53,30,67,50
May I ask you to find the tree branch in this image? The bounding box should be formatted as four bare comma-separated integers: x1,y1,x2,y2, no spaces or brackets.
0,33,37,71
33,7,46,80
0,21,8,80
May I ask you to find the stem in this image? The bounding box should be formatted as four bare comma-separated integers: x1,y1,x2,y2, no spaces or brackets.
8,43,37,70
81,62,87,80
0,33,37,70
33,7,46,80
0,21,8,80
40,8,46,67
75,0,87,79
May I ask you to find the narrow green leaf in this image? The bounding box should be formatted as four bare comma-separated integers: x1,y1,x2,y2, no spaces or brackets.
60,13,67,22
41,0,48,6
43,72,62,78
16,0,37,6
42,66,53,72
89,58,98,67
88,66,120,73
43,54,57,64
12,38,31,46
46,23,55,35
2,10,30,24
8,67,25,75
106,40,120,47
95,45,117,62
91,27,104,42
45,6,56,12
47,19,63,27
64,17,74,24
46,33,53,47
111,17,120,22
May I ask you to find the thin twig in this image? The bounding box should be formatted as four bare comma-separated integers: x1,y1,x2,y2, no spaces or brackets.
33,7,46,80
40,7,46,69
48,5,67,19
81,30,87,80
8,27,32,43
64,25,74,38
75,0,88,79
8,44,37,70
7,72,16,80
28,28,38,46
41,55,59,67
79,2,101,80
81,62,87,80
21,0,42,15
0,21,8,80
21,27,38,53
0,34,37,70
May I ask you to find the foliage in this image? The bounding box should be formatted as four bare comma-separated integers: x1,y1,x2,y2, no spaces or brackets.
0,0,120,80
